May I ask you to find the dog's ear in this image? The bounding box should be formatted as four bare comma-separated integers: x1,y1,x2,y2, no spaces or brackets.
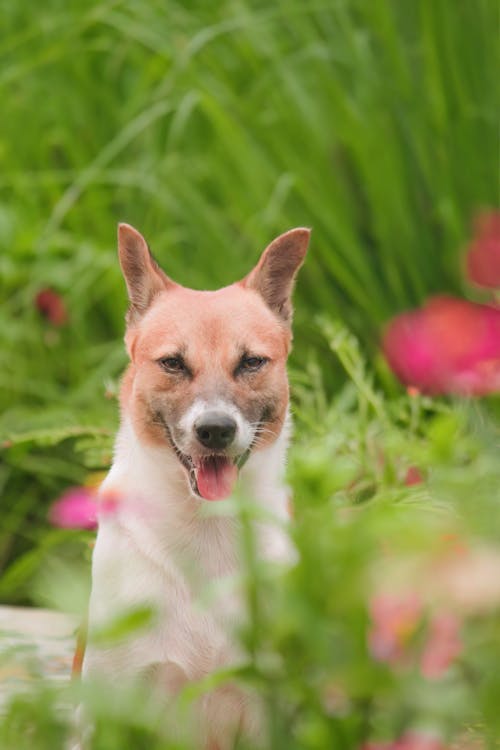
118,223,174,323
243,228,310,325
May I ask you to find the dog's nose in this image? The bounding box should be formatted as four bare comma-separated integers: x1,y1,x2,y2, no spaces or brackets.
195,412,237,450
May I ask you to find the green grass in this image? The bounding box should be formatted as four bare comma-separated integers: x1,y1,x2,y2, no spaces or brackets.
0,1,499,747
1,333,500,747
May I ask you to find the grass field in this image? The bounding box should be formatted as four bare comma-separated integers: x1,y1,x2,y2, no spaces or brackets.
0,0,499,747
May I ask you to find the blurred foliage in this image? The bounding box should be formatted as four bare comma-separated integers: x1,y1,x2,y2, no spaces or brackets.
1,327,499,747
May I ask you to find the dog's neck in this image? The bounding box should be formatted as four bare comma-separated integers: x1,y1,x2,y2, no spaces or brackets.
100,413,293,576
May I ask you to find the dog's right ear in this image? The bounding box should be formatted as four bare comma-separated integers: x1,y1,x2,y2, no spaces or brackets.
118,223,174,323
243,227,310,326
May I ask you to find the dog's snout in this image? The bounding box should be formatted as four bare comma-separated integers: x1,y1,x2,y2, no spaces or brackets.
195,412,237,450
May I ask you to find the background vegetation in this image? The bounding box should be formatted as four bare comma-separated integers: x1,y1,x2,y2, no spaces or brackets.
0,0,498,747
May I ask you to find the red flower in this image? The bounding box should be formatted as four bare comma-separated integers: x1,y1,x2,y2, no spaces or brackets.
465,210,500,289
35,287,68,326
382,296,500,396
404,466,424,486
420,612,462,679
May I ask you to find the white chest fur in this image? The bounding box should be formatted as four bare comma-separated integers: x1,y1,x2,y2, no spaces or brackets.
83,418,292,687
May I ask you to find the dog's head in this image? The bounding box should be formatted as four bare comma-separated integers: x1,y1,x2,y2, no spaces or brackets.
118,223,309,501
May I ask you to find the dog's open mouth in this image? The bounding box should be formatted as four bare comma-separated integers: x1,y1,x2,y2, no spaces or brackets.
194,455,239,501
176,452,241,501
157,414,249,501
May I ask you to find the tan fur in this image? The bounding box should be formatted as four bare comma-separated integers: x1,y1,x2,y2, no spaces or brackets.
122,284,292,452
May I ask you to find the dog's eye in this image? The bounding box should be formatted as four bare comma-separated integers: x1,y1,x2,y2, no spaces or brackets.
237,355,268,373
159,356,186,373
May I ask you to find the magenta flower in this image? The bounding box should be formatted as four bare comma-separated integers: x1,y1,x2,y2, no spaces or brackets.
383,296,500,396
368,592,422,665
35,287,68,326
465,210,500,289
48,487,119,531
420,612,462,680
48,487,99,530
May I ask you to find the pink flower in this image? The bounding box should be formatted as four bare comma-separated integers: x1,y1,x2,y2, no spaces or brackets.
420,612,462,679
368,592,422,665
382,296,500,396
393,732,449,750
465,210,500,289
362,733,449,750
48,487,118,530
49,487,98,530
35,287,68,326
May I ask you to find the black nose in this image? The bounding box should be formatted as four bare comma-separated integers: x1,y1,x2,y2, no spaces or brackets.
195,412,237,450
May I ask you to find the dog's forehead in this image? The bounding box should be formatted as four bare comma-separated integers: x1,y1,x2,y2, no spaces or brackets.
133,283,289,360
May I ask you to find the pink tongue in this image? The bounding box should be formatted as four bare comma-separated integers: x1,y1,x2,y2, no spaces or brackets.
196,458,238,501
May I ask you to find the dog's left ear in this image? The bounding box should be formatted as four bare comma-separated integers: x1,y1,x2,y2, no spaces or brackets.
118,223,175,323
243,228,310,325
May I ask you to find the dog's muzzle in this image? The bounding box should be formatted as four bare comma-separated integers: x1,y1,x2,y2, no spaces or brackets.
157,411,252,502
194,412,237,451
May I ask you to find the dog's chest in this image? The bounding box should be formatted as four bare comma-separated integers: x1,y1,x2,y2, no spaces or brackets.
126,510,244,666
163,518,244,668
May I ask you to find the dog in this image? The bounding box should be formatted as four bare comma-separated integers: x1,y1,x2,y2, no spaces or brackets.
82,223,310,748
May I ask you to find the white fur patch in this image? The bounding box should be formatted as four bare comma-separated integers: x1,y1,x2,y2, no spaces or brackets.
177,397,254,455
